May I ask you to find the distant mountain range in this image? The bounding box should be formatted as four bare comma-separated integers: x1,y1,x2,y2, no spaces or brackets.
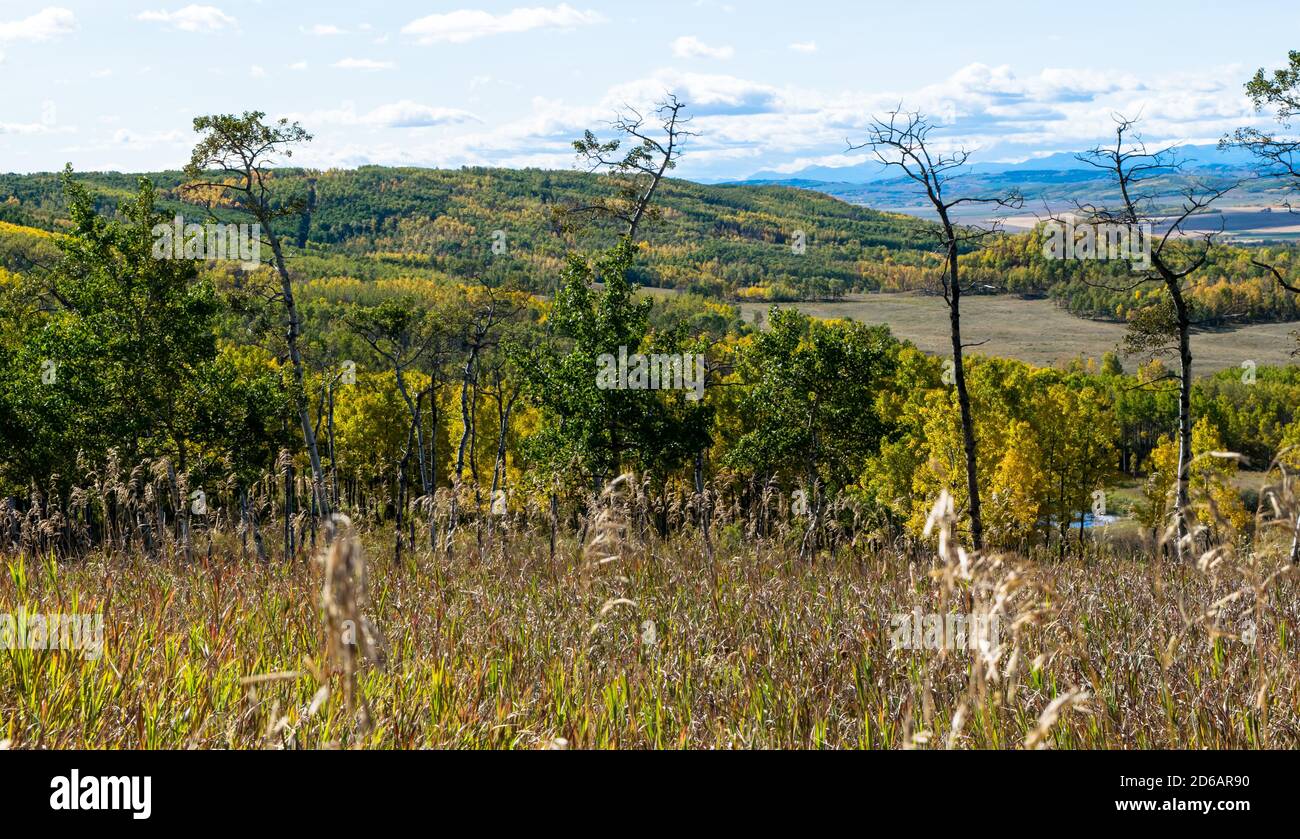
724,144,1291,223
734,143,1265,185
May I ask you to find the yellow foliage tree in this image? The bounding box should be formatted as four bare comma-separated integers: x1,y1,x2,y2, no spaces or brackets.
986,420,1046,546
1141,418,1250,543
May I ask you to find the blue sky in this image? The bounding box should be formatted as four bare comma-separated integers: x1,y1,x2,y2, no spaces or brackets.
1,0,1297,179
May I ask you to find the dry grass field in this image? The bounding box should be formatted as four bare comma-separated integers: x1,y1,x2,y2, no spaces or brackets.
3,491,1297,750
731,292,1300,374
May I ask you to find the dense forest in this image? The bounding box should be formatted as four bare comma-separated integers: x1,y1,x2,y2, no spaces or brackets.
5,166,1300,323
0,166,937,303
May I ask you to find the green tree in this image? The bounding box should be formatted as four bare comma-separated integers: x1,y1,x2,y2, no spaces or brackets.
183,112,330,514
727,307,897,508
0,169,287,491
1034,381,1118,553
513,240,711,494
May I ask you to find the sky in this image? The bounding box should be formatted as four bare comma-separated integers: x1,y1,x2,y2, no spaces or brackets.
1,0,1298,180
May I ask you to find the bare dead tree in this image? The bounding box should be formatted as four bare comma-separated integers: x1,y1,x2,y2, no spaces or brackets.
1065,115,1237,560
350,302,452,560
849,108,1023,551
347,302,447,487
483,316,540,502
445,283,520,548
183,112,330,518
569,94,695,240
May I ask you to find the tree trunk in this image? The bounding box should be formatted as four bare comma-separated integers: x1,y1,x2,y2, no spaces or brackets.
490,389,518,496
327,382,338,510
1171,285,1193,561
943,234,984,551
548,491,558,563
448,344,482,545
268,234,330,518
421,384,440,550
283,460,294,560
454,346,480,482
251,496,267,563
1289,506,1299,564
396,421,415,565
469,376,481,485
240,489,249,562
695,449,714,562
424,385,438,492
394,368,431,496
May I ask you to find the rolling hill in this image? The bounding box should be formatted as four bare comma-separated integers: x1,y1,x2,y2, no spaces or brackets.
3,164,1299,327
0,166,939,300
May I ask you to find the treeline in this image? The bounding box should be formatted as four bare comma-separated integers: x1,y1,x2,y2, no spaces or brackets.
3,171,1299,557
955,227,1300,324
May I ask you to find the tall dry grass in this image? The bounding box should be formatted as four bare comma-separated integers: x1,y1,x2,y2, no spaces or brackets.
1,465,1297,749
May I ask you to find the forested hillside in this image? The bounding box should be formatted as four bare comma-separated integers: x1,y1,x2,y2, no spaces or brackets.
0,166,937,301
6,166,1299,324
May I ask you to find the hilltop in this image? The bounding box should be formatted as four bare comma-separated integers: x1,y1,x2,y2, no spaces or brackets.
0,166,937,301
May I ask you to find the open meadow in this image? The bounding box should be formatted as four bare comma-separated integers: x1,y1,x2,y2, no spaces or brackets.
731,292,1300,374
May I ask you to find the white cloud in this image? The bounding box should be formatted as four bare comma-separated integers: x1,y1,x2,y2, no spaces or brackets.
607,70,784,116
508,62,1270,180
364,100,482,128
289,61,309,71
303,24,347,36
112,128,184,145
250,65,266,78
137,5,237,32
788,41,817,53
402,4,603,44
55,57,1257,183
0,121,62,136
73,128,185,153
332,57,395,71
671,36,733,60
283,101,480,129
0,99,72,136
0,7,76,42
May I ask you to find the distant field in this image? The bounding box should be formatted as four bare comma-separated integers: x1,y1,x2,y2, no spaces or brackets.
998,205,1300,243
723,292,1299,374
